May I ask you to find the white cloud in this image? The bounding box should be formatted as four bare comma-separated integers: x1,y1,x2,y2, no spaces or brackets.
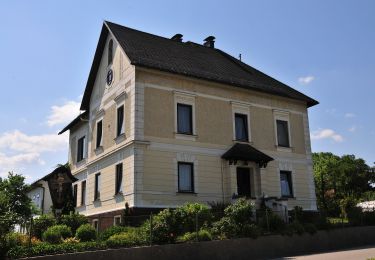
345,113,356,118
298,76,315,85
0,130,68,178
311,129,344,143
0,130,68,153
46,100,80,127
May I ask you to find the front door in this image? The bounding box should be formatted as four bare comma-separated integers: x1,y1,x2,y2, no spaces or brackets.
236,167,251,197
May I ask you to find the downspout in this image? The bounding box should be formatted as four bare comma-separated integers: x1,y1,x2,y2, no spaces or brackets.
221,160,225,203
41,186,45,215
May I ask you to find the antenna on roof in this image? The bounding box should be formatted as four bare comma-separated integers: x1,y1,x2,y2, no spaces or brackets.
239,54,242,61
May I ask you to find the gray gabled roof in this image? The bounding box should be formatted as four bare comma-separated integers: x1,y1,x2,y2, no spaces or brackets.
80,21,318,111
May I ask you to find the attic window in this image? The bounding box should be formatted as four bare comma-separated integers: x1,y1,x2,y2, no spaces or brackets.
108,39,113,66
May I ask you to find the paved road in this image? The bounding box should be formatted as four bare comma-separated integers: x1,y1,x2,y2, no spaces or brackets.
277,246,375,260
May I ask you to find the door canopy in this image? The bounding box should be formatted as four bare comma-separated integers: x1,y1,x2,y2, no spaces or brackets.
222,143,273,168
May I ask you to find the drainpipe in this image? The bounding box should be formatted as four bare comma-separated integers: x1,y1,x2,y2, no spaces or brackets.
41,186,45,215
221,160,225,203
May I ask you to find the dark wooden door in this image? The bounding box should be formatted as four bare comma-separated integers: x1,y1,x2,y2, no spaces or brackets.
236,167,251,197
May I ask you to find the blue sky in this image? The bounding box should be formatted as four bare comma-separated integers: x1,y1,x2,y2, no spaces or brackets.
0,0,374,183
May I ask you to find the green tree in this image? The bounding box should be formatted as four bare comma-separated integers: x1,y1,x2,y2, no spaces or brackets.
313,152,374,216
0,172,33,256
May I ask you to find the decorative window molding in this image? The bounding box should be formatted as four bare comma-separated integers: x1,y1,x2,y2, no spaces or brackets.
77,135,86,163
175,152,198,194
231,101,251,143
80,180,86,206
114,215,122,226
94,173,101,201
174,91,196,140
273,109,292,152
115,163,123,195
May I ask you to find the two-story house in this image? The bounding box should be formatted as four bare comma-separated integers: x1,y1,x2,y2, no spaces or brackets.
59,21,318,229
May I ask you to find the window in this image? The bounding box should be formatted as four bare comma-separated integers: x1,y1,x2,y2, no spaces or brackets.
94,173,101,201
235,113,248,141
108,39,113,66
114,215,121,226
178,162,194,193
276,120,290,147
77,136,85,162
117,106,124,136
73,184,78,207
81,181,86,206
93,219,99,232
177,103,193,134
280,171,293,197
115,163,123,195
96,120,103,148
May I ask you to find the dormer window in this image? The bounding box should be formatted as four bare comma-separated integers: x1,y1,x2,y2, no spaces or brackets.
108,39,113,66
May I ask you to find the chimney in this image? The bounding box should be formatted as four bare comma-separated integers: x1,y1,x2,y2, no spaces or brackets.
203,36,215,48
171,33,183,42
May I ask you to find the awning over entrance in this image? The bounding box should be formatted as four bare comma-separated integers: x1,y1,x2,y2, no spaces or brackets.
221,143,274,168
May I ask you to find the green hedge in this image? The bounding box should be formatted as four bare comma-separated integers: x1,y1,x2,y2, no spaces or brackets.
76,224,97,242
42,225,72,244
7,242,107,259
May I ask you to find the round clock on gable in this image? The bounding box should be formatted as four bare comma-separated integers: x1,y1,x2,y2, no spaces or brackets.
106,69,114,86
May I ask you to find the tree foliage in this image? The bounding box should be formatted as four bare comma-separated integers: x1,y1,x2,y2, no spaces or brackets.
0,172,33,256
313,152,374,216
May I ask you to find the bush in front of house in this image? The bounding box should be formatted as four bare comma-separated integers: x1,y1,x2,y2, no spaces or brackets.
258,209,286,233
174,203,213,233
303,223,318,235
288,221,305,235
106,228,146,248
177,229,213,243
211,198,259,239
75,224,97,242
32,214,57,239
60,213,88,234
7,241,108,259
42,225,72,244
142,208,178,244
99,225,128,241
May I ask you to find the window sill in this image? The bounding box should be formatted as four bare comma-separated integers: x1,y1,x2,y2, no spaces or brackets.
176,191,197,195
94,146,104,155
280,196,296,200
76,158,87,167
175,133,197,141
93,199,101,203
233,140,253,145
114,133,126,144
276,146,292,152
113,192,123,197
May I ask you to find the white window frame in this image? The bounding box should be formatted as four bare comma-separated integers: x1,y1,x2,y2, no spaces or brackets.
76,135,87,162
174,91,196,141
95,117,104,148
114,92,126,139
92,219,99,232
114,215,122,226
231,101,251,142
175,153,198,193
273,110,292,152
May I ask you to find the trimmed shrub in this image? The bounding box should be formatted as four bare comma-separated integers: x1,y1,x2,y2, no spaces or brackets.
99,225,128,241
106,228,146,248
32,214,57,239
60,213,88,234
177,229,212,243
75,224,96,242
42,225,72,244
